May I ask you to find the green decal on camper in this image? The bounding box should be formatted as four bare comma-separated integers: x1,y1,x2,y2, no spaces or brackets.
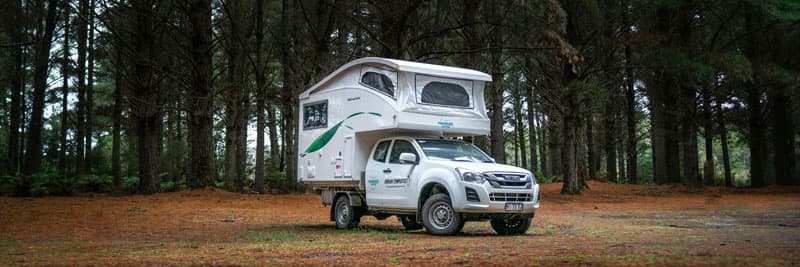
367,179,379,186
300,112,382,158
437,120,454,129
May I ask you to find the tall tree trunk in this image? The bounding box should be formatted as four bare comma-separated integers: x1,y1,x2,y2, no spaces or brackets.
75,0,88,174
278,0,304,191
224,0,248,191
60,3,70,176
112,50,122,187
527,86,538,173
186,0,214,189
267,102,279,165
682,97,700,187
771,87,794,185
576,116,588,184
7,0,25,175
746,85,765,187
126,114,137,178
650,84,667,184
488,61,505,163
702,91,715,186
618,138,625,181
538,110,547,176
716,99,732,186
604,98,617,182
514,88,527,169
561,104,579,194
561,59,580,194
84,0,95,173
22,0,59,175
586,114,597,178
624,36,637,184
129,0,163,194
548,119,561,177
744,3,765,187
254,0,266,193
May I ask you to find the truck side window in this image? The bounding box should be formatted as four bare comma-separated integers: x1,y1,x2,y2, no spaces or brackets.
360,71,395,97
373,141,391,162
303,101,328,129
389,140,418,164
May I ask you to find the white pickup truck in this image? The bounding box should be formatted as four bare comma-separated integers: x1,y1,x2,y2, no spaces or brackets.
298,58,540,235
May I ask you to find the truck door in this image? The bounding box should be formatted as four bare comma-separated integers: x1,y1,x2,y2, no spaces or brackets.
365,140,391,207
382,139,419,208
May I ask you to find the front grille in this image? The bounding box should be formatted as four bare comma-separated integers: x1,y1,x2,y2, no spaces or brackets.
489,193,533,202
488,180,530,188
465,187,480,202
485,172,531,188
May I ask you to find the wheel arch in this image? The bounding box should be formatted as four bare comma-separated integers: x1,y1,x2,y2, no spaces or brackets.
416,181,450,221
329,191,364,221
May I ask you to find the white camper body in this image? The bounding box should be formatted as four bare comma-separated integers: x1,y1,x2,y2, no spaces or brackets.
297,57,492,188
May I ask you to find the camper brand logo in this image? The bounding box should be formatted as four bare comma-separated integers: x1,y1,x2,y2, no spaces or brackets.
437,120,454,129
347,97,361,101
300,112,382,158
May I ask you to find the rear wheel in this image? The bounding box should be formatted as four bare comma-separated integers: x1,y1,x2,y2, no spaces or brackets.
490,214,532,235
334,195,360,229
421,193,464,235
399,215,423,230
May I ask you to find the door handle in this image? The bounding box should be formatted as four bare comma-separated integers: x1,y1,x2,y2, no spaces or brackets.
383,168,392,174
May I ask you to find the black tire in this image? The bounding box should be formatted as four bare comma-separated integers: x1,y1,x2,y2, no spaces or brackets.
334,195,360,229
490,215,532,235
399,215,423,230
421,193,464,235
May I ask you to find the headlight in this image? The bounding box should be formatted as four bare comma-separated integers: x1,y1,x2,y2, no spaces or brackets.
528,173,537,185
456,168,485,184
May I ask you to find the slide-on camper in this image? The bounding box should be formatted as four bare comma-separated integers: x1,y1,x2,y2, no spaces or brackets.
298,57,539,235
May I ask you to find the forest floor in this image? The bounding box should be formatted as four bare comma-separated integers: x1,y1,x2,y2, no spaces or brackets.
1,181,799,266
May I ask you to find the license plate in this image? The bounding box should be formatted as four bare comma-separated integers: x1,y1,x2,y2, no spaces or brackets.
505,203,523,212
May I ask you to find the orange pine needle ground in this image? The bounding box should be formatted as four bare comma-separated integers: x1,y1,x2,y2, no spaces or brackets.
1,181,799,266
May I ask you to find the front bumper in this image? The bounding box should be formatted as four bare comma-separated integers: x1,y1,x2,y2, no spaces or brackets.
453,183,540,214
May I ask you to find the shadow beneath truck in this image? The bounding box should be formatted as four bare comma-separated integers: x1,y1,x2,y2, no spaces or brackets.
264,223,506,237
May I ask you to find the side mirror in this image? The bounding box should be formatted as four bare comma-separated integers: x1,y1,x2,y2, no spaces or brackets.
399,153,418,164
489,157,496,163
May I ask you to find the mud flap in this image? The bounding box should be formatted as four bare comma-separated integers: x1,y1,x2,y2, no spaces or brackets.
329,192,364,221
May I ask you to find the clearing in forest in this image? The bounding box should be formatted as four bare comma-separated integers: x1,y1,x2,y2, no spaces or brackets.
1,181,799,266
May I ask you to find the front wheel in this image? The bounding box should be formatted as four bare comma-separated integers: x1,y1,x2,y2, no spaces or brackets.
399,215,423,230
334,195,360,229
421,193,464,235
490,214,532,235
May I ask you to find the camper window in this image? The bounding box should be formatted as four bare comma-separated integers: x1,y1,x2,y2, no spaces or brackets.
420,82,470,107
303,101,328,129
360,71,395,97
415,74,474,108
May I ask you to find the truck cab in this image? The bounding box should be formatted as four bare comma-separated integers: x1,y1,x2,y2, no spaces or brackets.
340,136,539,235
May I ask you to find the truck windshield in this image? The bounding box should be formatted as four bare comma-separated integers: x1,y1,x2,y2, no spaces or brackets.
416,139,492,163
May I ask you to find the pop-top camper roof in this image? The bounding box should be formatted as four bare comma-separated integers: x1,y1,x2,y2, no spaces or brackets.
300,57,491,98
299,57,492,137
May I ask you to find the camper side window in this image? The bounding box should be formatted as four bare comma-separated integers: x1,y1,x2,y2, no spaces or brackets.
303,101,328,129
420,82,470,107
372,141,391,162
360,71,395,97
